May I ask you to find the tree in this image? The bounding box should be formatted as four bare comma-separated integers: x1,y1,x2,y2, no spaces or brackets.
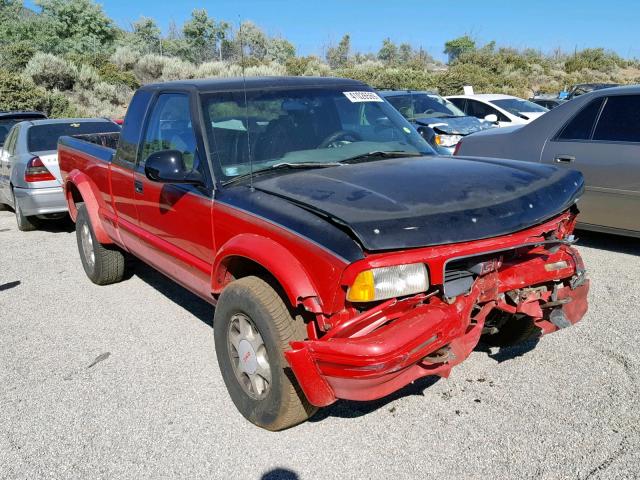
35,0,117,55
444,35,476,63
132,17,160,54
326,34,351,69
377,38,398,65
236,21,268,62
266,37,295,63
183,9,229,63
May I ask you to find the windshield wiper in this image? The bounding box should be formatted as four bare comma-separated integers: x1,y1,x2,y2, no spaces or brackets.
339,150,424,164
223,162,341,185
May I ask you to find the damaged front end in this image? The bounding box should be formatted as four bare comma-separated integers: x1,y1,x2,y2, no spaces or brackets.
285,212,589,407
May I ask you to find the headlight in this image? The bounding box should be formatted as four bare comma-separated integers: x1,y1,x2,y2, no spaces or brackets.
346,263,429,302
434,134,463,147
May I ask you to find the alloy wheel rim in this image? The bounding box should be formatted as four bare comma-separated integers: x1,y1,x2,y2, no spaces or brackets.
227,313,272,399
81,223,95,268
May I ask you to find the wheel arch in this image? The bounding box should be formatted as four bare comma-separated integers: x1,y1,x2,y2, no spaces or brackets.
212,235,323,313
64,170,112,244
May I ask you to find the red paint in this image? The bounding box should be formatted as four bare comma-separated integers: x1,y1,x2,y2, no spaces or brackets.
59,142,589,409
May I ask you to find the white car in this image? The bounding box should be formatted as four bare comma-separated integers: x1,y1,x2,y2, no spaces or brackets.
446,94,549,127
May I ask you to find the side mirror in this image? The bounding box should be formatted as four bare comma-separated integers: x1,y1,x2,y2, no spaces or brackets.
144,150,202,185
484,114,498,123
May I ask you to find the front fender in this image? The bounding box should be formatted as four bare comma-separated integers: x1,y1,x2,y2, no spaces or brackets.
212,234,322,312
64,169,112,244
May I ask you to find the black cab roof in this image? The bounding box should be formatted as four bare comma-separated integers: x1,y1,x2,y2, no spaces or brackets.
140,76,369,93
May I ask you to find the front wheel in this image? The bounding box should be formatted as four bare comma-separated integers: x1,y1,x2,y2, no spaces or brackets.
214,276,317,430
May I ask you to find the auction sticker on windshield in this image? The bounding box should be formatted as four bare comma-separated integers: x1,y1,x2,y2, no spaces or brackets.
343,91,384,102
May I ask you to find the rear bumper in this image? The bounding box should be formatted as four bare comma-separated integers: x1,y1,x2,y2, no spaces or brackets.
14,186,67,216
286,245,589,407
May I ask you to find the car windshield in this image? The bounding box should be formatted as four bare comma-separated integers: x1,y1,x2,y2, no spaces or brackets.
27,121,121,152
0,120,21,146
491,98,548,114
385,93,465,121
201,88,434,181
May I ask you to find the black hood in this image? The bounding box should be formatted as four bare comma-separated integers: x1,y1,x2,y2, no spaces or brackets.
251,156,584,251
414,116,493,135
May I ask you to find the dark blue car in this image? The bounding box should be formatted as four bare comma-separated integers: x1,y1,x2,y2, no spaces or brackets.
380,90,495,154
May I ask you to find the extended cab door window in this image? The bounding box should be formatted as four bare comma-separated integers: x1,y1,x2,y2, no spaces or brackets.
139,93,201,172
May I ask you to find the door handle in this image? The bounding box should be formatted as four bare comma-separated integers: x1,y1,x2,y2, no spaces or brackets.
134,179,144,194
555,155,575,164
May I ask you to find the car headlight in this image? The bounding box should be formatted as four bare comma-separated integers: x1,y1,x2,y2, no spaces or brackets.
346,263,429,302
434,134,463,147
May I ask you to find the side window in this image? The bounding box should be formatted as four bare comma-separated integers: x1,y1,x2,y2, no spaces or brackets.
466,100,508,122
593,95,640,143
448,98,466,112
6,126,19,155
117,90,152,165
557,98,603,141
139,93,200,170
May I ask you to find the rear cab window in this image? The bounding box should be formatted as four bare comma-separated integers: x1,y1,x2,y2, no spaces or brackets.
28,122,120,152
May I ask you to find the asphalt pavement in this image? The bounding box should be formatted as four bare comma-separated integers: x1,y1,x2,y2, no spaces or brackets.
1,210,639,480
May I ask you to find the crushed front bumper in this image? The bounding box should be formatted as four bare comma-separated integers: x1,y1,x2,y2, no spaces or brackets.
285,244,589,407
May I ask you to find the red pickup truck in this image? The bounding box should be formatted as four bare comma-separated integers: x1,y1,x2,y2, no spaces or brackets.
59,77,589,430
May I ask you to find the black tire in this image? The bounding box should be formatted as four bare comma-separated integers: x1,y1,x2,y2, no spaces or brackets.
214,276,317,430
481,311,541,347
75,204,126,285
13,192,38,232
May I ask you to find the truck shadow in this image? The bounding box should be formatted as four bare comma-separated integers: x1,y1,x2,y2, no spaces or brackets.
475,337,540,363
309,376,440,421
575,229,640,256
132,261,213,326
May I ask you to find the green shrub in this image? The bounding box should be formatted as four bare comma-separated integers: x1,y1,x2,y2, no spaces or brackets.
24,52,78,91
0,69,48,111
98,63,140,89
0,41,36,72
111,46,139,71
134,54,170,83
77,64,101,90
161,58,197,81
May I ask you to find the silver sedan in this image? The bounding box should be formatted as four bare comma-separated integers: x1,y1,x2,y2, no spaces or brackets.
455,85,640,238
0,118,120,231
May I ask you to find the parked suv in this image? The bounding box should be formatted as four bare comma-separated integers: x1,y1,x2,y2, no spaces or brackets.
0,111,47,147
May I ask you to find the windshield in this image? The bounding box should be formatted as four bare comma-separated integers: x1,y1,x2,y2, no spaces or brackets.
491,98,548,115
201,88,434,181
385,93,465,121
0,120,20,146
27,121,121,152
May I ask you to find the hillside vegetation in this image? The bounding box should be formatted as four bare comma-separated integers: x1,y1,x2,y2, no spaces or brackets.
1,0,638,118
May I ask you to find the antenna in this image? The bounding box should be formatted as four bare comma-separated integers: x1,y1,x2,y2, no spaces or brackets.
238,17,254,191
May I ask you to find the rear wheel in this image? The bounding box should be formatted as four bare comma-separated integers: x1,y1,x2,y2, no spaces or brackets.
214,276,317,430
76,204,126,285
13,192,38,232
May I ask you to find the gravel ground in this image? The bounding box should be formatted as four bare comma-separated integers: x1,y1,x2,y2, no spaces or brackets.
1,209,639,480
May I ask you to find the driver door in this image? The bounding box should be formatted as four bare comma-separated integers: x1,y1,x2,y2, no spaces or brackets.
133,92,215,300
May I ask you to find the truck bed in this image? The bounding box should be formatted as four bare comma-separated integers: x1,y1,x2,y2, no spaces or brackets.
58,133,118,164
